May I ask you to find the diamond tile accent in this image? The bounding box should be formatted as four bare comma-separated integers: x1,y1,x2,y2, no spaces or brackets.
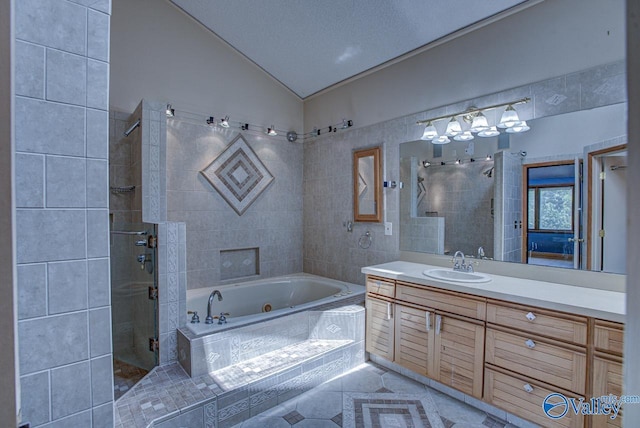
331,412,343,427
200,134,274,215
283,410,305,425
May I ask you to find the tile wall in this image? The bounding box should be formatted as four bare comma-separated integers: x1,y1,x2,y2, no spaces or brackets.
303,60,627,285
494,151,524,263
166,120,304,289
14,0,114,427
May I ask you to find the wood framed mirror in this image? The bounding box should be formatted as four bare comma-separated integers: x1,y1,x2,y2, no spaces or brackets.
353,146,382,222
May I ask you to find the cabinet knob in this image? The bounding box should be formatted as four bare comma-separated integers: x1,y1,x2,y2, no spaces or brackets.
523,383,534,393
525,339,536,349
526,312,536,321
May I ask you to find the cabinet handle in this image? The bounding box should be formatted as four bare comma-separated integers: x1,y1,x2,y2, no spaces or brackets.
426,311,431,332
525,339,536,349
386,302,392,320
523,383,534,393
435,314,442,335
526,312,536,321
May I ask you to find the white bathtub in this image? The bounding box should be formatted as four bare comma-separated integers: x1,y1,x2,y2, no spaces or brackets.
184,273,365,336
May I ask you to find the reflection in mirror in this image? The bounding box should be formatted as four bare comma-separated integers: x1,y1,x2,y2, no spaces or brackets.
354,147,382,222
399,102,627,273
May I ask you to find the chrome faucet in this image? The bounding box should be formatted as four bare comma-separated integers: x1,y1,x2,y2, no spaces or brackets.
452,251,466,271
206,290,223,324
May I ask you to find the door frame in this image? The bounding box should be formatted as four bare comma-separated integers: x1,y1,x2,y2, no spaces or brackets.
586,144,627,270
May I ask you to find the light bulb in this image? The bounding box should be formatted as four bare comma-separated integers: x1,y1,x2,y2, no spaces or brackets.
420,122,438,140
470,112,489,133
498,105,520,128
444,117,462,137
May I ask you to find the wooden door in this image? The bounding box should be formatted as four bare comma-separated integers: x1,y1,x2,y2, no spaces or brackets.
365,297,395,361
394,304,434,376
433,313,485,398
591,356,623,428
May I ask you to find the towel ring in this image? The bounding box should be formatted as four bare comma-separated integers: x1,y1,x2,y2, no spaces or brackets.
358,231,372,249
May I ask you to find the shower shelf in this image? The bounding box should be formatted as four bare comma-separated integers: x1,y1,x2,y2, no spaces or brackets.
110,185,136,194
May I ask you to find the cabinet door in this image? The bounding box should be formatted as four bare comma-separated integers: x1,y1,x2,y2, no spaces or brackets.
433,313,485,398
591,356,623,428
365,297,394,361
394,304,434,376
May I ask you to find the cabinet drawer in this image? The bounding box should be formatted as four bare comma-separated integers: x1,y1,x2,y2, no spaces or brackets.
484,367,584,428
366,277,395,298
487,301,588,345
594,320,624,355
485,328,586,394
396,282,486,320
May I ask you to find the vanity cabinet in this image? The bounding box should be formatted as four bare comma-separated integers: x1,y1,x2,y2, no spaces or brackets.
485,300,588,427
591,320,624,428
365,295,395,361
364,273,624,428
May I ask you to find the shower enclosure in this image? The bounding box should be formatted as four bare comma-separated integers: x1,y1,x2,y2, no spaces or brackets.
110,222,158,398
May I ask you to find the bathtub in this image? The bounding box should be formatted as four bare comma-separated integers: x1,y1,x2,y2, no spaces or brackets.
184,273,365,336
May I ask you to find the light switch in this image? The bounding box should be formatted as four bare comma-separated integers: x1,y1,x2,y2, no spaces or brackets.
384,222,392,235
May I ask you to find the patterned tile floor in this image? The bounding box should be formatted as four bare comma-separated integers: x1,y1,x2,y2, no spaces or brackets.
233,362,519,428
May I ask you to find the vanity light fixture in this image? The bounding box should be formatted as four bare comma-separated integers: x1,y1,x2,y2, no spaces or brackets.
444,117,462,137
432,135,451,145
453,131,474,142
206,116,215,126
440,161,446,166
486,154,492,161
266,126,278,136
416,97,531,141
420,121,439,140
455,159,461,165
241,123,249,130
469,111,489,133
422,160,431,167
478,126,500,137
498,105,520,128
220,116,230,128
506,121,530,133
166,104,175,117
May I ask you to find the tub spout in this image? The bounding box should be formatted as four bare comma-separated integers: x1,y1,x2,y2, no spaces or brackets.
206,290,223,324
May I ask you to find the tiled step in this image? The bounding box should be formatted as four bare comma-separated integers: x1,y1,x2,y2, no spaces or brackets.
210,339,352,391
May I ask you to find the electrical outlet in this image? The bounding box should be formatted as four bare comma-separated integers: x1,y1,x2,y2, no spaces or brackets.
384,222,392,236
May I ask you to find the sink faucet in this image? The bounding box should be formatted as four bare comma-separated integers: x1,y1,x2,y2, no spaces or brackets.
452,250,474,272
452,251,465,271
206,290,223,324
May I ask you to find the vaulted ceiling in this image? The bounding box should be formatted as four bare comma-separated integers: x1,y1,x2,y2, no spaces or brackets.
170,0,530,99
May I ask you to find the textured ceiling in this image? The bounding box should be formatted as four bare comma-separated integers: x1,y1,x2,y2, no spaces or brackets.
171,0,529,99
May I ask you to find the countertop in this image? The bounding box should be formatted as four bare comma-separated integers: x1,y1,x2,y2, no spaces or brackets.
362,261,625,323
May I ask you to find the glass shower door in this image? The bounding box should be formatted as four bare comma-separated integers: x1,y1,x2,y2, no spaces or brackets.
110,222,158,398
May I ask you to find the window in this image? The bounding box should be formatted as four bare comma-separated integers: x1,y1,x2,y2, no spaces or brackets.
528,186,573,231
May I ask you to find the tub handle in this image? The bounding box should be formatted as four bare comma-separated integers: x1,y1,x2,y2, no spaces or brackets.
187,311,200,324
214,312,230,325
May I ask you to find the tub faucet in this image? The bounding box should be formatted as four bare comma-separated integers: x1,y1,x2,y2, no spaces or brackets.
206,290,223,324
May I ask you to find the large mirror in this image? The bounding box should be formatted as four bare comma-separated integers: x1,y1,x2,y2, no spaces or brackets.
399,102,627,274
354,146,383,222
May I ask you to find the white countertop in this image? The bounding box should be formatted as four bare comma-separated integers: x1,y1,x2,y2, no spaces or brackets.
362,261,625,323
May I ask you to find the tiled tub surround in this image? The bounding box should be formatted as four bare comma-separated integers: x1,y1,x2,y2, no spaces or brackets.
115,305,366,428
184,273,364,336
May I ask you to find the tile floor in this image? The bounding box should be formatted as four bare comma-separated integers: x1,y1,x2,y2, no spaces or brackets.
114,358,150,400
232,362,518,428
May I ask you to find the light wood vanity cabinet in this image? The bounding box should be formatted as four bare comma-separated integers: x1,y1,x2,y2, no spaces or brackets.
591,320,624,428
364,275,624,428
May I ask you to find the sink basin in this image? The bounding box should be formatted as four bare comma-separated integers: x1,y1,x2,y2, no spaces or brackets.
423,269,491,283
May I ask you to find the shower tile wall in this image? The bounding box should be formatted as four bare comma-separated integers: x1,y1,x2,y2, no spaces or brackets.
494,152,523,262
166,120,303,289
14,0,114,427
303,61,626,285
